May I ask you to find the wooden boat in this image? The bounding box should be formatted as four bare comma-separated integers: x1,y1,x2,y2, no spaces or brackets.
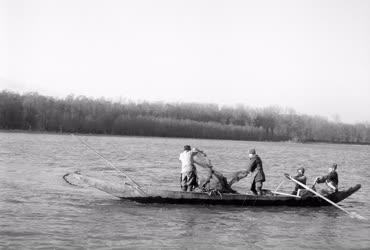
63,171,361,207
120,184,361,207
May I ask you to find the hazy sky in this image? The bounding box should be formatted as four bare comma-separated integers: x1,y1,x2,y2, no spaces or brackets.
1,0,369,123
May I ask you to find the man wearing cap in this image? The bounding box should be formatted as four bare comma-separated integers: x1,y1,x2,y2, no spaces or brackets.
179,145,203,192
314,163,339,192
292,167,307,195
246,148,266,195
228,148,266,195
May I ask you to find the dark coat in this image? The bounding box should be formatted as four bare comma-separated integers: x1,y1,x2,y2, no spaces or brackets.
293,174,307,192
317,171,338,187
247,155,265,183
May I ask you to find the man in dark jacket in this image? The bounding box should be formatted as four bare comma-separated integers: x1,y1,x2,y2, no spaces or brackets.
315,163,339,193
247,148,265,195
292,167,307,195
228,148,266,195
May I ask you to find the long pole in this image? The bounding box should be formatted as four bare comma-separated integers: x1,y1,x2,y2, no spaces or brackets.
72,134,146,196
274,180,285,193
284,173,366,220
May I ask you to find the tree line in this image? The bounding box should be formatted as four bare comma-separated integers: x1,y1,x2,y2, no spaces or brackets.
0,90,369,144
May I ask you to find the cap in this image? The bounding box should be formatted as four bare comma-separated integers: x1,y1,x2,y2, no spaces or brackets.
249,148,256,155
297,167,305,173
184,145,191,151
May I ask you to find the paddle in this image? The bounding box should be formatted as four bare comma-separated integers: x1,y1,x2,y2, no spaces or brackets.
72,134,147,196
284,173,366,220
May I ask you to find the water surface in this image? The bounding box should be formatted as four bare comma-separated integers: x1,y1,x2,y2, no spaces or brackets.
0,132,369,249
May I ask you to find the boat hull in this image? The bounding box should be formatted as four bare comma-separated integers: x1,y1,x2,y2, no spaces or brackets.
121,184,361,207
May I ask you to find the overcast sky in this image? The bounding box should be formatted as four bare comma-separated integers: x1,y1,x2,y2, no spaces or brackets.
1,0,369,123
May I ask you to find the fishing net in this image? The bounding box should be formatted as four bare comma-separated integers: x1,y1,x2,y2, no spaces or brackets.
64,134,240,197
194,153,212,168
193,154,236,193
63,135,147,197
193,153,213,181
63,171,89,187
63,171,144,197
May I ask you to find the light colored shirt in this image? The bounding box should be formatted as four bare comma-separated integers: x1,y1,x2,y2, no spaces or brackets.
179,149,198,173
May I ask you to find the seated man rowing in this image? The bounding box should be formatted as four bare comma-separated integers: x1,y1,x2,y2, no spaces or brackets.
314,163,339,193
291,167,307,195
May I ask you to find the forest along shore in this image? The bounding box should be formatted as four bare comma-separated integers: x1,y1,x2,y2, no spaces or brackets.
1,90,369,144
1,129,370,146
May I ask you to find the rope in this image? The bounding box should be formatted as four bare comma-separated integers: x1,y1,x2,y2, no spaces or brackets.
71,134,147,196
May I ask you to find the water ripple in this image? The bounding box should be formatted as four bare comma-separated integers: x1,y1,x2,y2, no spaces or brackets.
0,132,369,249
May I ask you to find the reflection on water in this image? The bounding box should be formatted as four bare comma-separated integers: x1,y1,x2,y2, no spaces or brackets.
0,132,369,249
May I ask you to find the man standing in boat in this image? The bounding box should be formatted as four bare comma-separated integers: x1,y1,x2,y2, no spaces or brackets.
179,145,204,192
314,163,339,193
228,148,266,195
246,149,266,195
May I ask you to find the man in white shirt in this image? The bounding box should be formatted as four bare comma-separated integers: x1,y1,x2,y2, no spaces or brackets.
179,145,202,191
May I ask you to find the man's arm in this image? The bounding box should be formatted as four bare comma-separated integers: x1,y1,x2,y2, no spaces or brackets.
246,158,256,173
315,174,328,184
228,170,250,187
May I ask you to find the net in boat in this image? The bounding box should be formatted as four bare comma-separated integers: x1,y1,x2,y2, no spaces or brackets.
193,154,236,193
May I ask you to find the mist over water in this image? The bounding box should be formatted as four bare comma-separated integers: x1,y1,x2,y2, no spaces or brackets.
1,132,369,249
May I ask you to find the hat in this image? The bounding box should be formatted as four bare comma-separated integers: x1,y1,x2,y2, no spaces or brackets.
249,148,256,155
297,167,305,173
184,145,191,151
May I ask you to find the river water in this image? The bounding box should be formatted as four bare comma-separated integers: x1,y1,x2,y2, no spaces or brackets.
0,132,369,249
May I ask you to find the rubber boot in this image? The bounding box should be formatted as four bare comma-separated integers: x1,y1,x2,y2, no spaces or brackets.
256,187,263,196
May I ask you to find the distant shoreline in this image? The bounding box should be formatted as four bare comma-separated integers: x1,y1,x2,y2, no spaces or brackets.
1,129,369,146
1,91,369,145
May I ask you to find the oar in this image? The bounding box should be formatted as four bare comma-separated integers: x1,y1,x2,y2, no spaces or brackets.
72,134,147,196
284,173,366,220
